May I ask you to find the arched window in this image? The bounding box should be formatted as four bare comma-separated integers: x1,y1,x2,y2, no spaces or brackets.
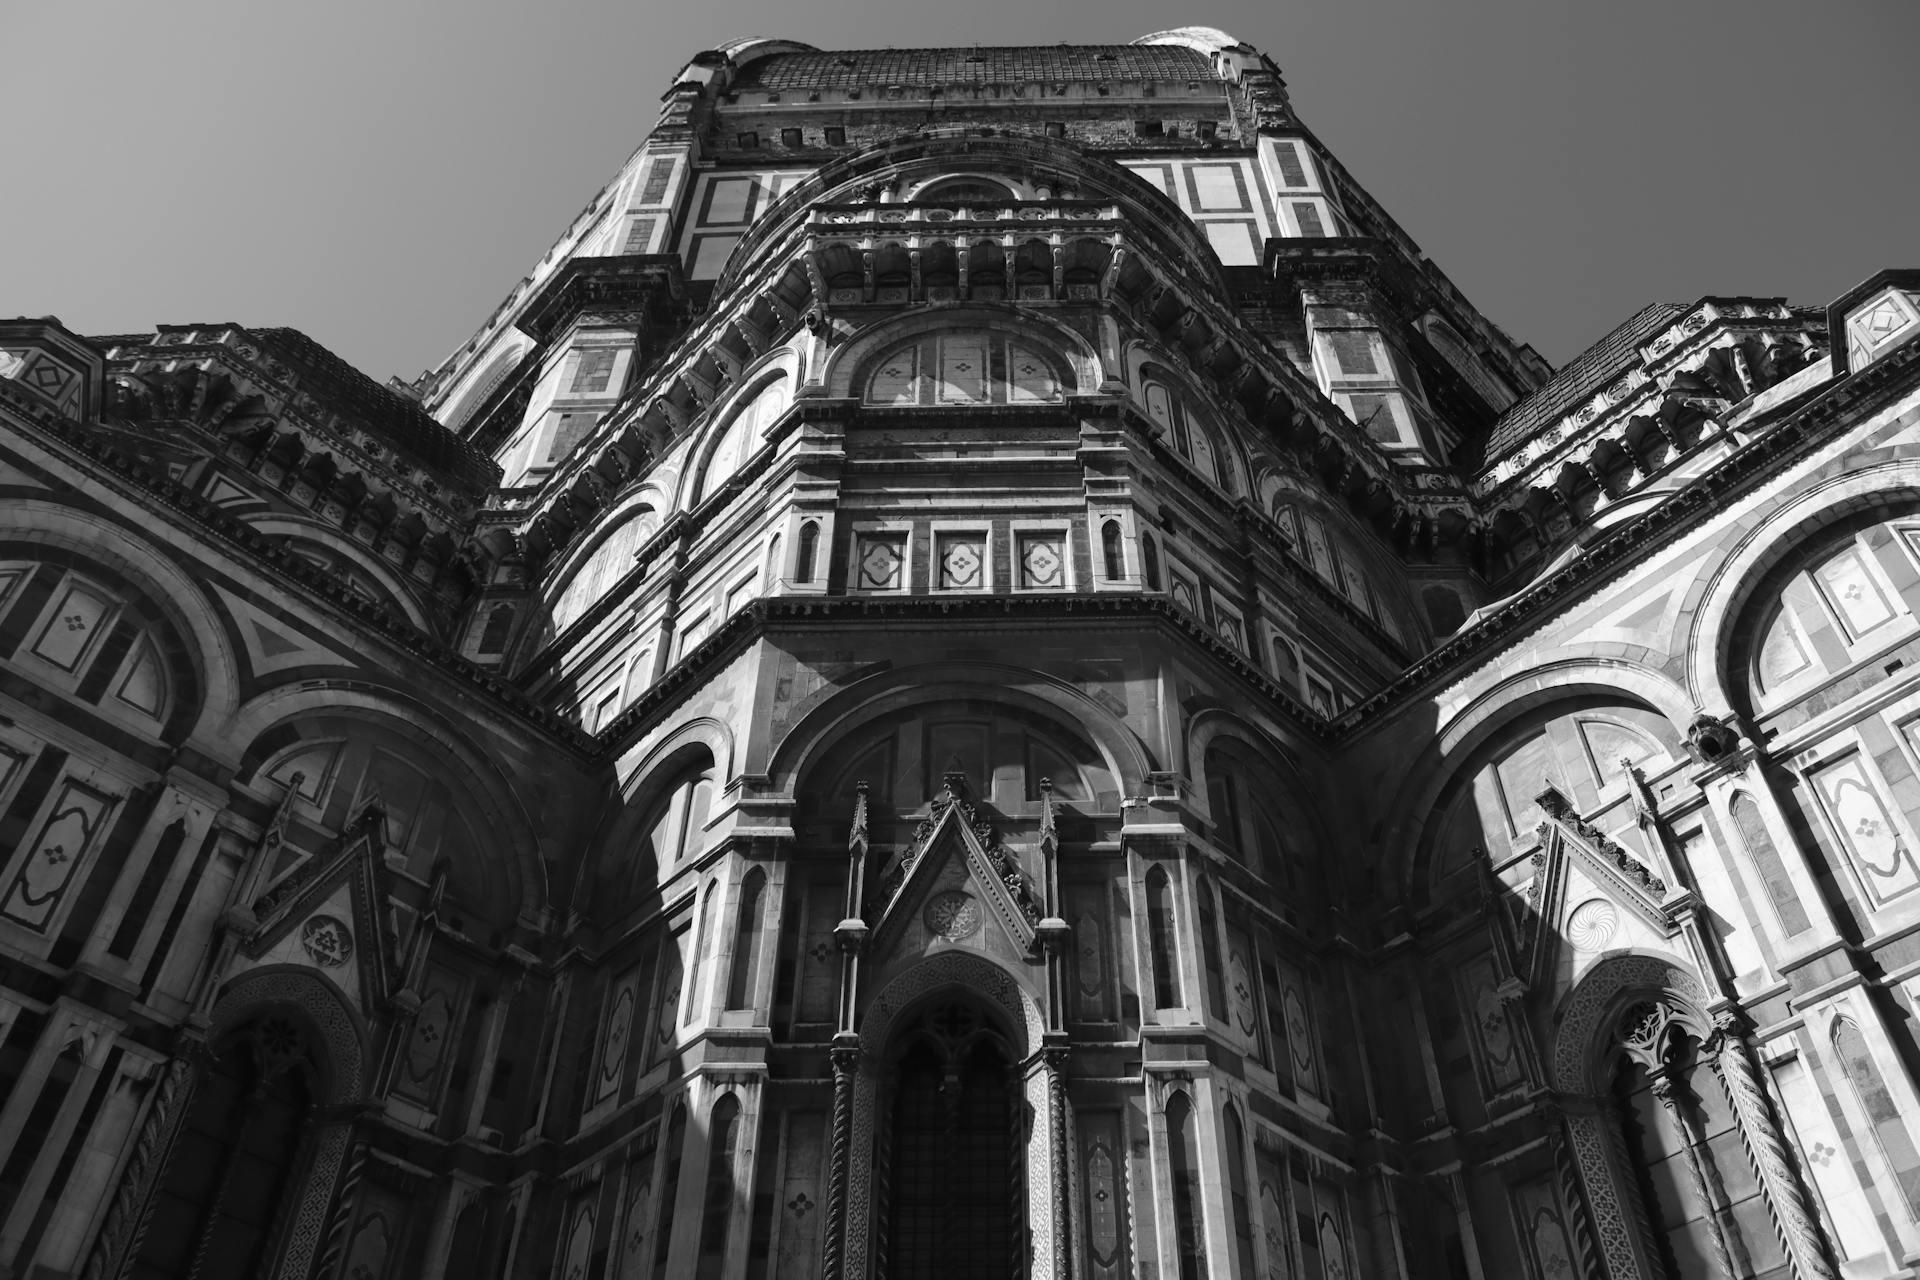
1146,866,1179,1010
552,506,658,630
0,560,180,729
1744,519,1920,714
1197,877,1228,1021
1101,519,1125,581
699,374,788,504
1206,763,1244,867
1215,444,1240,497
1165,1092,1204,1280
1424,316,1515,411
794,520,819,584
1188,423,1221,486
697,1094,742,1277
726,870,767,1011
863,332,1063,405
687,879,720,1025
1142,534,1162,591
477,603,515,654
1422,585,1466,638
914,176,1017,204
763,534,781,586
1142,378,1191,456
1224,1104,1257,1280
654,1102,688,1271
1729,793,1811,936
1270,636,1301,689
1206,740,1300,886
1427,701,1677,880
629,757,716,895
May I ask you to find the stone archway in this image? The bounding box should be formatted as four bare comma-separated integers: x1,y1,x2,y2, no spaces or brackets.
837,952,1054,1280
1549,954,1837,1280
88,967,369,1280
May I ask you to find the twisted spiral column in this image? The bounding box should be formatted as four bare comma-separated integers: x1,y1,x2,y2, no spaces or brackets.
313,1139,369,1278
1650,1077,1741,1280
1044,1046,1072,1280
82,1056,195,1280
822,1043,858,1280
1708,1014,1839,1280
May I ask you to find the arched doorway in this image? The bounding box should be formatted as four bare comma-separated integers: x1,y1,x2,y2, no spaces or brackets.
1610,1001,1785,1276
881,999,1023,1279
127,1016,316,1279
1549,955,1838,1280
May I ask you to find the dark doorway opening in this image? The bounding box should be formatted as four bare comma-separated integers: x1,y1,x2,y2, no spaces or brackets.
129,1017,313,1280
884,1000,1022,1279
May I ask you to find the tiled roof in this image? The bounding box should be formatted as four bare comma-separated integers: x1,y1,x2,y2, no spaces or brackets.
253,328,499,491
731,45,1215,92
1483,303,1687,463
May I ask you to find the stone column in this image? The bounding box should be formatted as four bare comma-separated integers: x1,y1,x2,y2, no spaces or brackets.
1708,1013,1840,1280
1042,1045,1073,1280
1648,1075,1742,1279
417,1178,484,1280
0,1017,117,1266
0,1004,107,1172
32,1048,166,1273
460,977,521,1137
79,1053,197,1280
821,1042,858,1280
78,768,222,973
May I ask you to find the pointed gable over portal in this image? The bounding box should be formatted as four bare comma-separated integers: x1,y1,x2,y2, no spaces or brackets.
865,773,1042,969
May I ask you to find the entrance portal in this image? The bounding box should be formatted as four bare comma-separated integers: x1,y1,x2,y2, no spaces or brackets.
128,1017,313,1279
883,1000,1022,1279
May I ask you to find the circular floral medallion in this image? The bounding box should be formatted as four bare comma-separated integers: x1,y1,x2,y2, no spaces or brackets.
300,915,355,967
924,890,982,941
1566,898,1619,953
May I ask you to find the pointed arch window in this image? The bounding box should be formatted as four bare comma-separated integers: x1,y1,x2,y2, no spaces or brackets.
1142,533,1162,591
726,870,767,1011
794,520,820,585
697,1094,742,1276
1197,877,1229,1021
1224,1104,1257,1279
1101,519,1125,581
655,1102,688,1271
1165,1092,1204,1280
1146,866,1180,1010
1833,1017,1920,1213
687,879,721,1024
632,756,716,894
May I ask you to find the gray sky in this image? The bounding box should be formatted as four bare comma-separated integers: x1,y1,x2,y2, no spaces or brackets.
4,1,1915,382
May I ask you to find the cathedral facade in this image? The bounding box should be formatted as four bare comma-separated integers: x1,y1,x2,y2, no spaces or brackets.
4,25,1920,1280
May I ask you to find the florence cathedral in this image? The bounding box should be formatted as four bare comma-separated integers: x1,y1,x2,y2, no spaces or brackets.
4,25,1920,1280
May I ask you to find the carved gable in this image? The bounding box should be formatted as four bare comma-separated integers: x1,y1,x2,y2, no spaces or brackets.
237,809,401,1013
866,775,1040,968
